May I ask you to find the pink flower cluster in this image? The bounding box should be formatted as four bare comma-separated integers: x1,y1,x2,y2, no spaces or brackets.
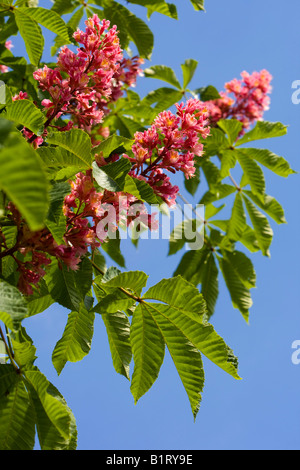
4,165,157,295
33,15,123,133
204,70,273,132
109,56,144,102
127,98,210,206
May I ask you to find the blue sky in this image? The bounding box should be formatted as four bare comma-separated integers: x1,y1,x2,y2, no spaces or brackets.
12,0,300,450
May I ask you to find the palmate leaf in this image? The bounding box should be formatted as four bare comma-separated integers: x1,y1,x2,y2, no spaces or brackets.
131,276,240,418
94,271,148,379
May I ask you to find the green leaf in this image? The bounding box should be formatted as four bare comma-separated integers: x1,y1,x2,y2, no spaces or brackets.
181,58,198,89
92,158,131,192
24,368,76,444
223,250,256,289
236,121,288,146
218,119,243,145
243,190,286,225
168,219,203,255
173,247,208,285
199,252,219,319
51,6,83,55
190,0,205,11
144,65,182,89
45,182,70,245
94,134,133,158
27,379,77,450
238,148,296,178
144,276,207,318
236,149,265,202
218,255,253,322
0,367,35,450
45,257,93,311
239,225,260,253
51,0,76,15
219,149,237,180
18,7,70,43
14,9,44,66
124,174,163,204
146,1,177,19
141,87,183,112
103,1,154,58
52,302,95,375
203,128,230,158
4,99,45,135
0,281,28,331
26,280,54,317
130,302,165,403
132,276,240,417
200,184,236,205
10,327,36,368
101,311,132,379
0,133,49,231
196,85,221,101
100,269,148,296
242,195,273,257
46,129,93,168
140,301,205,419
226,192,247,242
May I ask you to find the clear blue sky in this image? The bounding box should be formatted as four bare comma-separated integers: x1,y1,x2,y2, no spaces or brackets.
14,0,300,450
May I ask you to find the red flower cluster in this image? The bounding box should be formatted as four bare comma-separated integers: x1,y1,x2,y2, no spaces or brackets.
204,70,272,132
33,15,123,133
127,98,210,206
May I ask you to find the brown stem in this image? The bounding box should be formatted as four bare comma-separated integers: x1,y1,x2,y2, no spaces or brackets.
0,325,19,371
